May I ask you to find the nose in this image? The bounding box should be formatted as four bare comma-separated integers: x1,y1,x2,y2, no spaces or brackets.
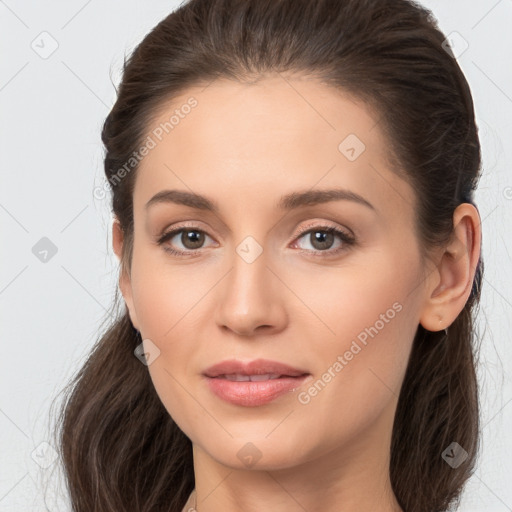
215,248,288,338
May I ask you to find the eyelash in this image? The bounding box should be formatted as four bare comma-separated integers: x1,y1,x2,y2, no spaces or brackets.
156,223,356,258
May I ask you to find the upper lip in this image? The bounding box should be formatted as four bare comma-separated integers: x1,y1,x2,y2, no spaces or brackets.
203,358,309,378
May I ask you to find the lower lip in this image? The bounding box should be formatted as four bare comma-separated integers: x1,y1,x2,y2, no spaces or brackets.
204,375,310,406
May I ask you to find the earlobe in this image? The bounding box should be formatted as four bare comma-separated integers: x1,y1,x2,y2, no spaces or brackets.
419,203,481,332
112,217,140,330
112,217,123,263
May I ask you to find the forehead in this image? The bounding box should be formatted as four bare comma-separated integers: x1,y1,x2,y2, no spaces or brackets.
133,74,415,221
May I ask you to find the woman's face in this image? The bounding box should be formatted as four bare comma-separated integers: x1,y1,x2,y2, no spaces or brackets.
117,74,435,470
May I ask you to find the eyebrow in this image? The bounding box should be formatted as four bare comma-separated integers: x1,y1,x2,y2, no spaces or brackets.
145,188,376,213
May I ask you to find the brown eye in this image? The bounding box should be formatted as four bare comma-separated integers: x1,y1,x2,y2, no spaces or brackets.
294,226,356,256
308,230,336,251
179,229,205,249
157,227,215,256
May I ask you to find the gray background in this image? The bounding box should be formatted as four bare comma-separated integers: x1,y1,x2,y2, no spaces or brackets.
1,1,511,510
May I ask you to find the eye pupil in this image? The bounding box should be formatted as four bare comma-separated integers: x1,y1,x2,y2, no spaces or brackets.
311,231,334,250
182,230,204,249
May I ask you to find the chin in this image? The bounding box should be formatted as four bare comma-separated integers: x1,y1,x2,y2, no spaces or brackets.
198,434,314,471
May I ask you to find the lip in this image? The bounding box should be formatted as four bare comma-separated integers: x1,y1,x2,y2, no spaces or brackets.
203,358,309,378
202,358,311,407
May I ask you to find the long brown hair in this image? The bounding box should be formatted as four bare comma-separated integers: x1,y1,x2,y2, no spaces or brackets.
52,0,484,510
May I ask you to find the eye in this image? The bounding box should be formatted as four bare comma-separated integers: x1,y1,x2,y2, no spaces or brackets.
157,226,216,256
156,223,356,258
292,225,356,256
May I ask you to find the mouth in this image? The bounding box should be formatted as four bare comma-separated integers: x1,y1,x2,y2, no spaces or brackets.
203,358,309,378
202,359,311,407
212,373,299,381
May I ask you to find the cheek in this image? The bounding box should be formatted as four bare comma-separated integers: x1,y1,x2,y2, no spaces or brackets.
128,254,213,430
287,252,416,345
294,256,419,411
130,248,213,340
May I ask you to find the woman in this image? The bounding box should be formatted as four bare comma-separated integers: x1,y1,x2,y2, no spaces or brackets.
55,0,484,510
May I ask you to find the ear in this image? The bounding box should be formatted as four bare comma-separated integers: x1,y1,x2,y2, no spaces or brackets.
112,217,140,331
419,203,482,332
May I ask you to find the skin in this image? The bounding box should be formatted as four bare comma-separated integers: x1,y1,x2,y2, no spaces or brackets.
112,73,481,512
